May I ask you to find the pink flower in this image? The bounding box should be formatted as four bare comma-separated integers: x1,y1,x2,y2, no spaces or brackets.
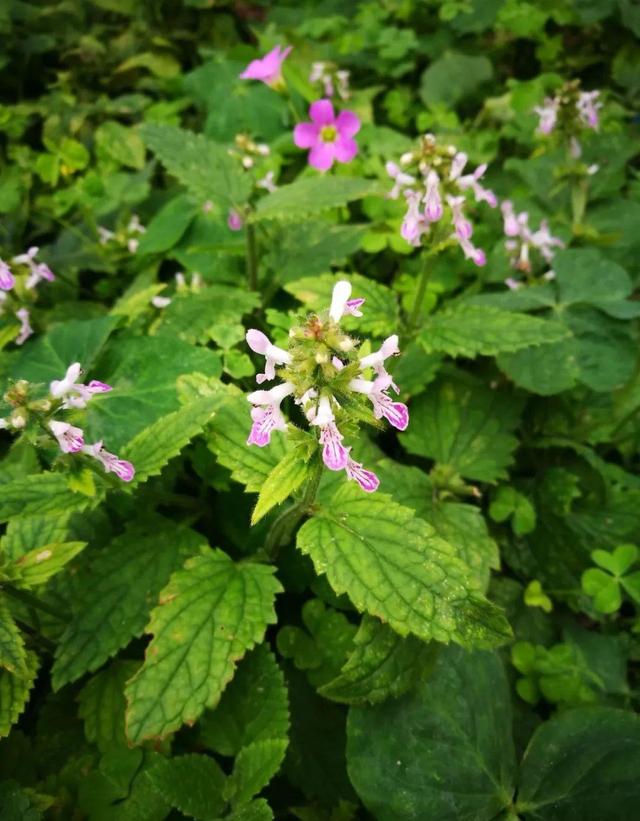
293,100,361,172
13,247,55,290
505,277,523,291
345,455,379,493
15,308,33,345
534,98,559,134
386,161,416,200
50,362,112,409
455,163,497,208
246,329,292,384
501,201,521,238
349,375,409,431
359,335,399,386
239,45,292,87
0,260,15,291
83,441,135,482
247,382,294,447
49,420,84,453
531,220,564,262
401,190,428,247
423,170,443,221
329,280,365,323
577,90,601,130
447,195,472,240
319,420,349,471
228,209,244,231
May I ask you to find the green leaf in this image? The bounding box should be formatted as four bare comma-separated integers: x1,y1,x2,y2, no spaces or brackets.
266,222,366,284
0,650,39,738
517,708,640,819
136,194,197,255
319,616,438,706
297,484,511,648
400,376,522,482
95,121,146,169
6,541,86,588
10,316,117,384
0,599,27,675
420,51,494,106
420,305,568,358
251,450,309,525
553,249,638,318
285,272,399,338
252,177,381,223
146,754,227,820
125,550,282,743
52,519,205,689
198,645,289,757
581,568,621,614
228,739,288,807
347,647,516,820
207,390,289,493
0,474,91,524
0,513,71,562
155,287,259,346
86,335,222,450
122,393,221,485
140,123,251,207
223,798,273,821
78,660,138,752
592,544,638,575
489,486,536,536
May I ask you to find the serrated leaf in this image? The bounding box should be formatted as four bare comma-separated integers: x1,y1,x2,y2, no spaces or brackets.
199,645,289,757
251,451,308,525
7,541,86,588
319,616,438,706
146,754,227,820
0,598,27,675
52,520,205,690
0,650,39,738
297,484,511,648
10,316,117,384
140,123,251,207
78,661,138,752
155,287,259,346
222,798,273,821
347,647,516,821
122,394,221,485
227,739,288,807
207,392,289,492
252,177,380,222
420,305,569,358
136,194,197,255
125,550,282,743
285,272,399,338
0,474,91,524
400,376,522,482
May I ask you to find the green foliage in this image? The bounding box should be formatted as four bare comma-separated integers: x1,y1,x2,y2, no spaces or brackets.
251,450,309,525
581,544,640,614
253,177,381,222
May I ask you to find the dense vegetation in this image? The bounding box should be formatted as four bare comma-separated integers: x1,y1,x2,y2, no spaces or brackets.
1,1,640,818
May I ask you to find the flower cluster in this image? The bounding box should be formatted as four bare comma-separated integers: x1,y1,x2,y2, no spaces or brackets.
245,281,408,493
0,363,134,482
309,62,350,100
534,82,602,153
294,100,361,172
386,133,497,264
0,248,56,346
501,201,564,288
98,214,146,254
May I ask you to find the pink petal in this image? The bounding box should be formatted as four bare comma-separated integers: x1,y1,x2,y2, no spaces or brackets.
246,329,270,354
322,438,349,471
309,99,335,125
239,58,267,80
308,142,335,171
383,402,409,431
114,460,135,482
333,136,358,164
293,122,319,149
336,110,361,137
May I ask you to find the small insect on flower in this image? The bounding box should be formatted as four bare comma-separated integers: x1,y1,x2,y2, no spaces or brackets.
245,280,409,493
294,100,361,172
239,45,292,88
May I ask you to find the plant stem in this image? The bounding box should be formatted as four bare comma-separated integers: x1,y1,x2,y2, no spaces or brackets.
407,252,432,333
2,584,70,621
246,222,258,292
263,457,324,561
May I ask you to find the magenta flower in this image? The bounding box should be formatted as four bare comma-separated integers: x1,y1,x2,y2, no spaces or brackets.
239,45,292,87
0,260,15,291
348,375,409,431
50,362,112,409
247,382,294,447
83,440,135,482
49,420,84,454
293,100,360,172
13,247,55,290
246,329,292,384
228,209,244,231
346,455,379,493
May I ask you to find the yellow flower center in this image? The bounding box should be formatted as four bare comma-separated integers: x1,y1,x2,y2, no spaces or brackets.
320,125,338,143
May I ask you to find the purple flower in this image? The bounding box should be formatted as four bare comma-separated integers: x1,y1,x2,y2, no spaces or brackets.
13,247,55,290
349,375,409,431
319,420,349,471
49,420,84,453
50,362,112,409
401,190,429,247
247,382,294,447
345,455,379,493
329,279,364,323
423,170,443,221
534,98,559,135
359,335,399,387
228,209,244,231
386,161,416,200
15,308,33,345
246,329,292,384
240,45,292,87
83,440,135,482
576,90,601,130
0,259,15,291
293,100,361,172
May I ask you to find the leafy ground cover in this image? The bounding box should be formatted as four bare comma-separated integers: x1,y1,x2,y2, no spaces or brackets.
0,1,639,819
